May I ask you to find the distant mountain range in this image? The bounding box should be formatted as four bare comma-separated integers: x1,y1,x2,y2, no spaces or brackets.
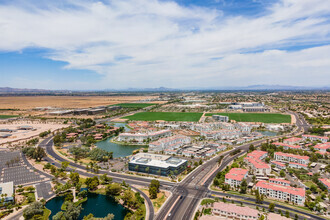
0,85,329,94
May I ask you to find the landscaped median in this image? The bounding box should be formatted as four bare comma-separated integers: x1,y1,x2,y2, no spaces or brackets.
140,188,169,213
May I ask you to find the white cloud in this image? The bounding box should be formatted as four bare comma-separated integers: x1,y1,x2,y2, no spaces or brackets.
0,0,329,88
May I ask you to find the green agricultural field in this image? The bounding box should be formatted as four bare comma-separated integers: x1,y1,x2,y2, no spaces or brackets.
205,112,291,123
123,112,203,122
110,103,157,108
0,115,19,119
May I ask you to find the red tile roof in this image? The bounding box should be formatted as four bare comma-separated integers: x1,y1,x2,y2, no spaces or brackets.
256,180,305,197
289,162,307,167
274,152,309,161
271,161,286,167
284,137,302,143
273,142,301,149
245,150,270,169
225,168,248,181
314,142,330,150
302,135,329,140
319,178,330,189
213,202,259,217
269,178,290,185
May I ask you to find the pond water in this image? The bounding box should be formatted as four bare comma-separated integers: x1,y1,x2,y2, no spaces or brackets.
256,130,278,136
45,192,129,219
96,123,146,158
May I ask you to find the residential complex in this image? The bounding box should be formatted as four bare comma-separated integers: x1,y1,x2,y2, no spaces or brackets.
256,180,305,205
314,142,330,154
283,137,302,145
302,135,329,143
319,178,330,191
274,152,309,165
118,129,171,143
244,150,270,175
206,202,260,219
149,135,191,152
273,142,302,150
225,168,248,187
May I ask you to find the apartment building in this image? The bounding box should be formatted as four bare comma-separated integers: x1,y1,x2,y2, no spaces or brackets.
118,130,171,143
244,150,270,175
302,135,329,143
149,135,191,152
273,142,302,150
274,152,309,165
201,129,240,140
256,180,305,205
212,115,229,122
319,178,330,191
225,168,248,187
288,162,308,170
270,161,286,170
210,202,260,219
284,137,302,145
269,178,290,186
314,142,330,153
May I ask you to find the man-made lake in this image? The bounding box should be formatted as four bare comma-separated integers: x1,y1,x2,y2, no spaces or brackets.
46,192,129,219
256,130,278,136
96,123,145,158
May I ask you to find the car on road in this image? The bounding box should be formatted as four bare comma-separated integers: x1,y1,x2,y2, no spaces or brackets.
168,213,171,217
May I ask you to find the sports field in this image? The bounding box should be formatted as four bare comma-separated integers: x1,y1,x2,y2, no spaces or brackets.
111,103,157,108
0,115,19,119
123,112,203,122
206,112,291,123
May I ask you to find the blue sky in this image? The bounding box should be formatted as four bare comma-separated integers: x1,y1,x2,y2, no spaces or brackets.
0,0,329,89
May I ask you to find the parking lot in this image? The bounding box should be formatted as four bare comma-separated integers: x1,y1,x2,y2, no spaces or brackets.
0,151,21,171
1,165,45,185
36,181,54,200
0,150,48,185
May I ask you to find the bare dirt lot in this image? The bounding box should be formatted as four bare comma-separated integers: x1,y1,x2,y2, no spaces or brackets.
0,121,69,145
0,96,157,110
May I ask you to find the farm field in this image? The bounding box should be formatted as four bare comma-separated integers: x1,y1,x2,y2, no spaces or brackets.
0,96,157,110
123,112,203,122
111,103,157,108
0,115,19,119
206,112,291,123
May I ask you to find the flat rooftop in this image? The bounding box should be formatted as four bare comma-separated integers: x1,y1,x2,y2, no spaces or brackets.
130,153,186,168
0,182,14,197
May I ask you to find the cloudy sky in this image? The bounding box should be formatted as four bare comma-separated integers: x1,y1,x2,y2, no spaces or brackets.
0,0,329,90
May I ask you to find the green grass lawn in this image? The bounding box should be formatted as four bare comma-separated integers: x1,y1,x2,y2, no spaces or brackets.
123,112,203,122
206,112,291,123
110,103,157,108
0,115,19,119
